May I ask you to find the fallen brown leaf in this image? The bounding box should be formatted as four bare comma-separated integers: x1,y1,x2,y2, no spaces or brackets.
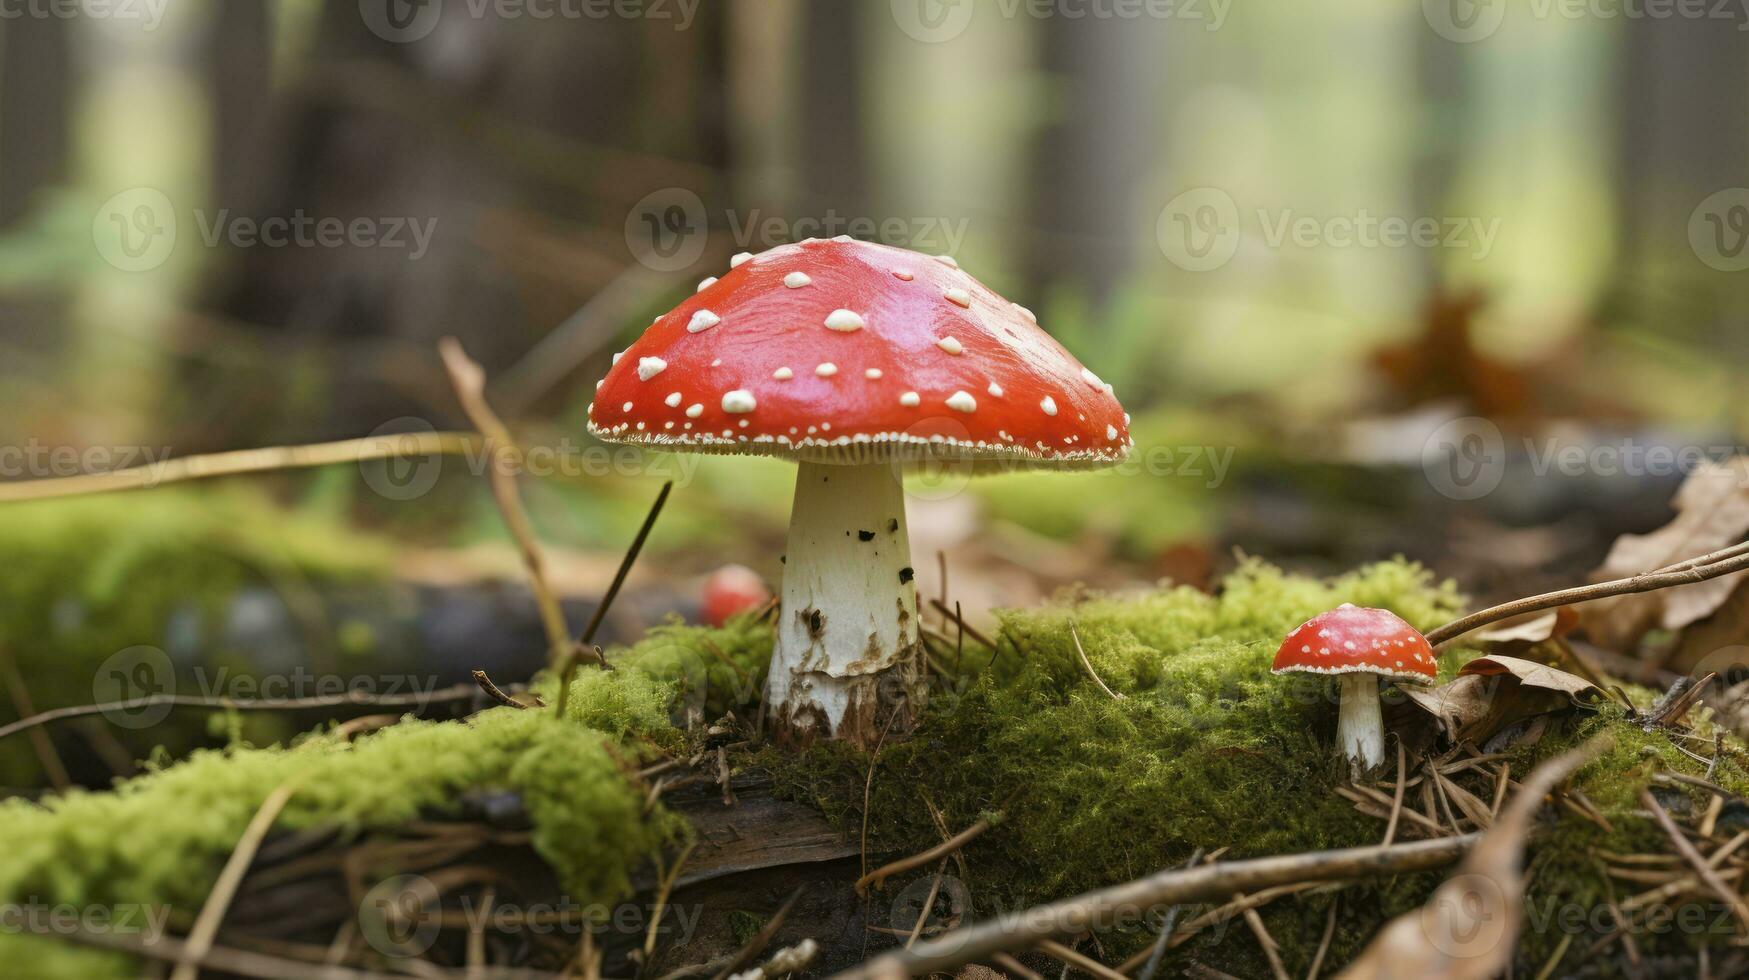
1582,457,1749,651
1472,607,1578,646
1401,656,1598,747
1337,739,1605,980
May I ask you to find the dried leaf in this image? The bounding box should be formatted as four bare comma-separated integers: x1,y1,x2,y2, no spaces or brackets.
1456,655,1599,696
1337,740,1604,980
1472,607,1577,646
1400,657,1597,746
1582,457,1749,650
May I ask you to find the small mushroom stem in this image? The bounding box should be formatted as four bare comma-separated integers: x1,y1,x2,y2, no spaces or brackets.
767,460,924,747
1335,673,1384,770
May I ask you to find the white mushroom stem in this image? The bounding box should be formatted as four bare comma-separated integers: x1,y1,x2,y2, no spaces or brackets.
767,460,923,746
1336,673,1385,770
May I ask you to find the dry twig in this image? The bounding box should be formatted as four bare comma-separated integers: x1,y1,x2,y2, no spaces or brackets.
172,777,304,980
856,817,995,896
1070,625,1123,701
439,338,573,677
0,432,478,503
831,835,1478,979
1426,545,1749,647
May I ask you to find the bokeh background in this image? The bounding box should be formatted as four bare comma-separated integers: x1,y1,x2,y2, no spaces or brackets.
3,0,1748,785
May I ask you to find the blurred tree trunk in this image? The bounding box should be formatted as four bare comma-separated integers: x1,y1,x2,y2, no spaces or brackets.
202,0,273,210
1412,21,1465,299
185,0,730,445
1613,18,1749,401
798,1,865,206
726,0,802,213
1024,16,1160,313
0,15,70,226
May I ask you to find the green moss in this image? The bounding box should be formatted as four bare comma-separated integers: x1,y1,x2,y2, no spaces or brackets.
0,487,397,783
0,616,775,978
770,559,1740,975
6,554,1738,977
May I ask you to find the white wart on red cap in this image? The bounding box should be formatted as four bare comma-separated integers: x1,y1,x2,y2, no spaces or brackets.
587,238,1131,467
1271,604,1437,684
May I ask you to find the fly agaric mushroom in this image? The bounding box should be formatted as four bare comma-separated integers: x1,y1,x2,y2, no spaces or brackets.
701,564,772,627
588,238,1130,747
1272,604,1437,770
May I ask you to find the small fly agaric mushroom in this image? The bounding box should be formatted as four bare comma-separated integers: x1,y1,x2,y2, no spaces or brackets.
701,564,772,627
1272,604,1437,770
589,237,1130,747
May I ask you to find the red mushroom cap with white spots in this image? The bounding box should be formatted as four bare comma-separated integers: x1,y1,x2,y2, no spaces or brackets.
587,238,1131,466
1271,604,1437,685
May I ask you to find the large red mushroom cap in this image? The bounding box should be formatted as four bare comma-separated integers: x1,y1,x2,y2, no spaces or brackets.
1272,604,1437,685
587,238,1131,467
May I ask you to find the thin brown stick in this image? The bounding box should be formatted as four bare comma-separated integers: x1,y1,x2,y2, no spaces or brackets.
554,480,672,713
1069,626,1122,701
1425,548,1749,646
860,711,903,882
471,670,540,710
990,953,1043,980
439,338,573,675
1641,789,1749,934
53,926,399,980
0,646,70,790
1305,898,1338,980
645,841,697,960
0,432,479,504
929,599,996,651
467,885,494,974
1381,741,1406,846
906,860,950,948
1589,856,1642,968
0,683,478,743
1532,933,1573,980
856,817,994,895
1126,849,1204,980
709,887,802,980
829,835,1479,980
1237,904,1289,980
1035,940,1125,980
172,777,304,980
